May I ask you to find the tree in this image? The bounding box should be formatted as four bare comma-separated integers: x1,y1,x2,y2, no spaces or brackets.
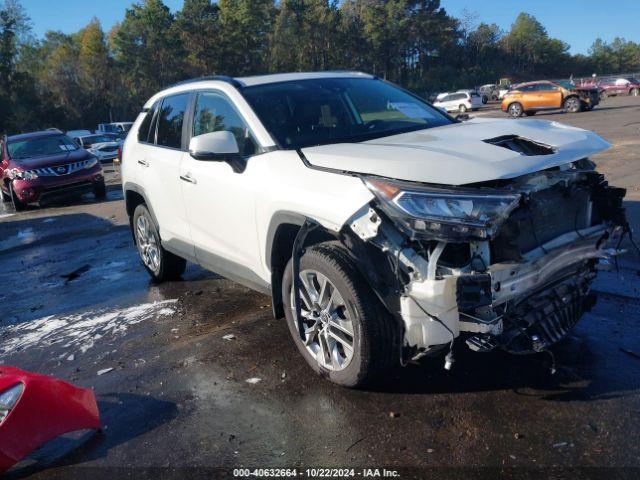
217,0,275,75
270,0,341,72
78,19,112,124
112,0,184,113
174,0,220,77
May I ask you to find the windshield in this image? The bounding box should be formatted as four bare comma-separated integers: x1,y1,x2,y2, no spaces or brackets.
557,81,575,89
7,135,79,160
81,134,114,144
242,78,452,149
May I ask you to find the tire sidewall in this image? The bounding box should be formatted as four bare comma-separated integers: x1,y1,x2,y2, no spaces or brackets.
565,97,580,113
133,204,163,279
282,251,367,387
508,103,522,117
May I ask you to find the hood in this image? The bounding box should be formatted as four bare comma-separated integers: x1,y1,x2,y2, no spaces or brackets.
10,148,93,170
300,118,610,186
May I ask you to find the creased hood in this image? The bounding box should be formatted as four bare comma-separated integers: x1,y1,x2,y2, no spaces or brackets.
300,118,610,185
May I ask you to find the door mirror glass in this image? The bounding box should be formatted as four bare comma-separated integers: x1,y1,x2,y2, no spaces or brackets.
189,131,240,161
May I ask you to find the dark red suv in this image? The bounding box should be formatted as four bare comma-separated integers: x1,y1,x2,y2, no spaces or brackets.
1,130,106,210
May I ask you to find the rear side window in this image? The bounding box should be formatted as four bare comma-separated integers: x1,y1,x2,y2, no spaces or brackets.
138,101,159,143
156,93,190,149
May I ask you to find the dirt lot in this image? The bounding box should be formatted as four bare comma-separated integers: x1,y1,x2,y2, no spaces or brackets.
1,96,639,479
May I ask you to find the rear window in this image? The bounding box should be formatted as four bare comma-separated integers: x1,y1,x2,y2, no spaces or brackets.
138,101,159,143
156,93,190,149
7,135,78,160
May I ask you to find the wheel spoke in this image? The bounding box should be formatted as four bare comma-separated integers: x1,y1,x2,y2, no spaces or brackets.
316,329,329,366
300,272,319,304
317,275,331,309
326,327,353,353
328,314,354,336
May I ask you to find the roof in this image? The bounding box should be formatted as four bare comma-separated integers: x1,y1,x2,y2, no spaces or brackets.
235,71,374,87
6,130,62,142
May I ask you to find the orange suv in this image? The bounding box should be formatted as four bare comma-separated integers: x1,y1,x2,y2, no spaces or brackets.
501,80,599,117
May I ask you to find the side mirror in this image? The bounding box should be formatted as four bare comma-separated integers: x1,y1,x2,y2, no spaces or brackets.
189,131,245,173
455,113,470,122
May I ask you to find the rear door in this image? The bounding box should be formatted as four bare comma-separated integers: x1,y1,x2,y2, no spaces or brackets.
136,92,193,252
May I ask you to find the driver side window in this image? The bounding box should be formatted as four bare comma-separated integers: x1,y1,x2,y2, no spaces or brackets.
192,92,261,158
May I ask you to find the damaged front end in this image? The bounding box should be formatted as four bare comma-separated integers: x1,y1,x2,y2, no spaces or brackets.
346,160,627,364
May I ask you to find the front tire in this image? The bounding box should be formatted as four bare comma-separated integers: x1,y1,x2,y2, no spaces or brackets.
564,96,582,113
507,102,523,117
133,204,186,282
282,242,398,388
458,104,468,113
1,183,11,203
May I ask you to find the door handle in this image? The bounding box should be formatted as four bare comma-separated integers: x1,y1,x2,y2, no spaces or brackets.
180,173,197,184
138,159,149,167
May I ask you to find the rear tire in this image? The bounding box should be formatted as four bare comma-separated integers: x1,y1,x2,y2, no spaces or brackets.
458,104,468,113
507,102,523,117
631,88,639,97
133,204,186,282
600,91,608,100
564,96,582,113
282,241,399,388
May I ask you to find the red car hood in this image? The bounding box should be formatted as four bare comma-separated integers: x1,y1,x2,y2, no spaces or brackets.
9,148,93,170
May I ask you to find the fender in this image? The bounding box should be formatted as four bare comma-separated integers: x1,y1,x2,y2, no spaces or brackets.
123,182,159,226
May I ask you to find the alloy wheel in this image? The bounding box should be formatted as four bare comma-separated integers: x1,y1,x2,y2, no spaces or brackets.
291,269,355,371
135,215,160,273
509,103,522,117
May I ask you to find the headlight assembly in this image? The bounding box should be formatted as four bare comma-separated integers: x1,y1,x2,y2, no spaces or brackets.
85,157,98,168
364,177,521,240
9,168,38,180
0,383,24,423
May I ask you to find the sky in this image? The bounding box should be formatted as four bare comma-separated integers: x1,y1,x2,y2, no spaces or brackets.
19,0,640,55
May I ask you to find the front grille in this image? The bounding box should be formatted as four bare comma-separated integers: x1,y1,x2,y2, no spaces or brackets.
29,159,94,177
499,272,596,354
491,184,592,261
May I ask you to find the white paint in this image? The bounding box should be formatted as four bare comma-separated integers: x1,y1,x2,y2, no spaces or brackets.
0,299,178,355
301,118,610,185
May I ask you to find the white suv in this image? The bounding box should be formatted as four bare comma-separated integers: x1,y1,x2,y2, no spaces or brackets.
433,91,483,113
122,72,626,387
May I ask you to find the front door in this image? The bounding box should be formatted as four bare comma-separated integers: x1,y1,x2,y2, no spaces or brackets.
180,90,265,285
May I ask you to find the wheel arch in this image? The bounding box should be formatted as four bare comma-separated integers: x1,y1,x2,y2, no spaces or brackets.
124,182,160,242
266,212,339,318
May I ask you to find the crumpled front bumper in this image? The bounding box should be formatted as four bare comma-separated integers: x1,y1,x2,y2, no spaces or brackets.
0,366,101,474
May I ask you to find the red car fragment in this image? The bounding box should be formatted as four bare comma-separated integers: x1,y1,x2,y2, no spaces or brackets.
0,366,101,473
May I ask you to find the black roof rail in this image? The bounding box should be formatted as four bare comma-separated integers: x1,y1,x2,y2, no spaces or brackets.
169,75,242,89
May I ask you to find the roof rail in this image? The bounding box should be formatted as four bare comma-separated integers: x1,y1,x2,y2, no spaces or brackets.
170,75,242,89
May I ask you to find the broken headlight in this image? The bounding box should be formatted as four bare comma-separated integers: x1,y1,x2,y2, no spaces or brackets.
0,383,23,424
365,177,521,240
8,168,38,180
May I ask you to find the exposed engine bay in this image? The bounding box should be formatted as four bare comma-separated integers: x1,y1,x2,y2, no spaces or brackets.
344,159,627,365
